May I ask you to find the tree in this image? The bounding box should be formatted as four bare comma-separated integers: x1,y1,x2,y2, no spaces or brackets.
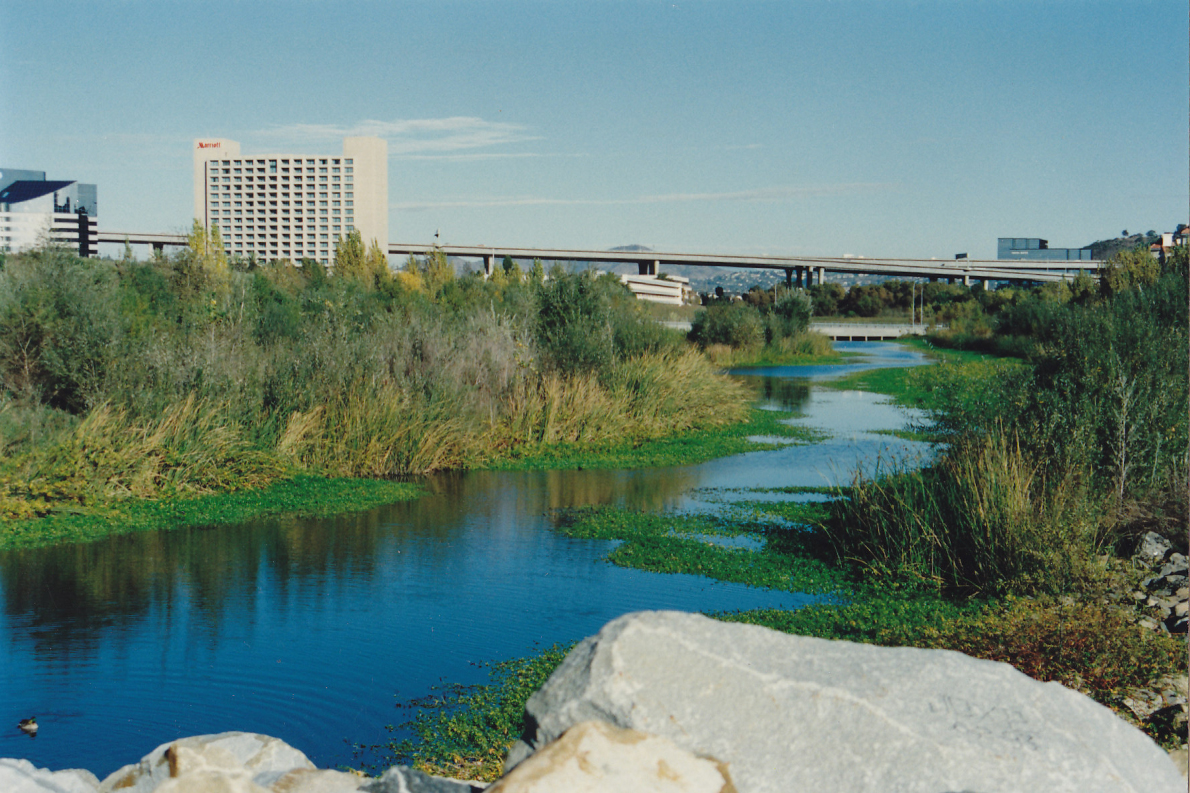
367,240,392,287
186,219,230,288
333,229,369,283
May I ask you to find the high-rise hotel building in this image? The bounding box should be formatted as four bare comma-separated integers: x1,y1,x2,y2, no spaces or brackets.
193,137,387,265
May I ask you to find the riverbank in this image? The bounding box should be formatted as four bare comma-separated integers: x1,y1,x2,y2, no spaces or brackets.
0,404,819,553
358,334,1186,780
364,495,1185,781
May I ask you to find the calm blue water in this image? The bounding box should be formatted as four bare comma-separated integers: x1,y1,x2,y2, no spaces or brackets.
0,342,931,777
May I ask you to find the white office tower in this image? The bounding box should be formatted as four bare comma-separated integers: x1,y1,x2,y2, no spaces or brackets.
0,168,98,256
193,137,388,265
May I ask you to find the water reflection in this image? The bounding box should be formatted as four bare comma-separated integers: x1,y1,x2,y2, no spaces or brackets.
0,341,932,777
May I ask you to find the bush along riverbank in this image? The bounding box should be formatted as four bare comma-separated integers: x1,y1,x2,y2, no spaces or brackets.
0,241,766,548
357,246,1188,780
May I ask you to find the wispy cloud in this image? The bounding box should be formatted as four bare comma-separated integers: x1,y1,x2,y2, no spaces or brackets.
394,183,892,212
396,151,589,162
254,117,540,155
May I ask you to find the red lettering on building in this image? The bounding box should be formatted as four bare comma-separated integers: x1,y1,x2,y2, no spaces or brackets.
197,142,222,149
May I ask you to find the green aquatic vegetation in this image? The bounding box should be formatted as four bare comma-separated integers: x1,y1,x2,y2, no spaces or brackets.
730,485,839,495
353,644,574,782
608,535,844,595
489,408,823,471
871,428,939,443
727,499,834,528
551,504,847,595
0,475,422,552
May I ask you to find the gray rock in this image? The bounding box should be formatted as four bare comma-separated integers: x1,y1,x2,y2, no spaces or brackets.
362,766,483,793
1136,532,1172,565
0,759,99,793
1159,561,1188,578
508,610,1186,793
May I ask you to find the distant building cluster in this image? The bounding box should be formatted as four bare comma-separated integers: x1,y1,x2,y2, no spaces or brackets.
0,167,98,256
193,137,387,266
1150,225,1188,263
996,238,1092,261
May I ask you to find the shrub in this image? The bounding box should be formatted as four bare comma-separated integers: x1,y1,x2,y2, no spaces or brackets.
535,271,616,374
0,250,121,412
689,301,764,349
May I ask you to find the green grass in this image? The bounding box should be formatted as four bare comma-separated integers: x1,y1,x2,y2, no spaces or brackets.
486,407,824,471
0,475,422,552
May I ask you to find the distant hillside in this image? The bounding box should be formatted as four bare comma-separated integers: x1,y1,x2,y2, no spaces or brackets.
1085,230,1161,260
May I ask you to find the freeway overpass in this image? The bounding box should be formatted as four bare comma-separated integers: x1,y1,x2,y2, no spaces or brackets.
95,231,1102,286
385,243,1101,286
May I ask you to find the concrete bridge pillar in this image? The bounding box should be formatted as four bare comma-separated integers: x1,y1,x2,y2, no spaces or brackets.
638,260,659,276
962,274,971,286
947,277,955,285
484,255,495,279
818,267,826,285
784,268,793,288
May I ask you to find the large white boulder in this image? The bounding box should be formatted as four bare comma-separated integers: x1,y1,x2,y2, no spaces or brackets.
0,759,99,793
505,610,1185,793
487,720,731,793
97,732,315,793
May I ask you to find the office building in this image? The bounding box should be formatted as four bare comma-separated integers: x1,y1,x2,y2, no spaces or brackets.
997,238,1092,261
0,168,98,256
193,137,387,265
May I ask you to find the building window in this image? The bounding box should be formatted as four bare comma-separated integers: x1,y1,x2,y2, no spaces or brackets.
345,167,353,174
332,167,340,174
345,200,353,207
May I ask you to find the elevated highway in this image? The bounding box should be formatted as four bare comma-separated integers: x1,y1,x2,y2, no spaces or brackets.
386,243,1101,286
94,231,1101,285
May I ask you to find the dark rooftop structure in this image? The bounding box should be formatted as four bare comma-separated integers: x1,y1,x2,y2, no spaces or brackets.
997,238,1092,261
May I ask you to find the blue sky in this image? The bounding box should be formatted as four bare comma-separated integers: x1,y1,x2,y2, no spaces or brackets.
1,1,1185,259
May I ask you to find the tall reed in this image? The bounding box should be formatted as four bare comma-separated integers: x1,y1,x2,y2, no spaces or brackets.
824,427,1104,594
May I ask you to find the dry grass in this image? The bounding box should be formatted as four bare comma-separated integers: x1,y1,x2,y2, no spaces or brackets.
2,396,287,517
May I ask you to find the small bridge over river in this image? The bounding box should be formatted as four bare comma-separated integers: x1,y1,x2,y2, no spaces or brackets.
96,232,1101,286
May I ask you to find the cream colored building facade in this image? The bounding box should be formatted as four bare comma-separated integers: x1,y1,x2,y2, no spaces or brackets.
193,137,387,265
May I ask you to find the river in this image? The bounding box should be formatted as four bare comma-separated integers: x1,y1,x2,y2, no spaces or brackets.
0,341,932,776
